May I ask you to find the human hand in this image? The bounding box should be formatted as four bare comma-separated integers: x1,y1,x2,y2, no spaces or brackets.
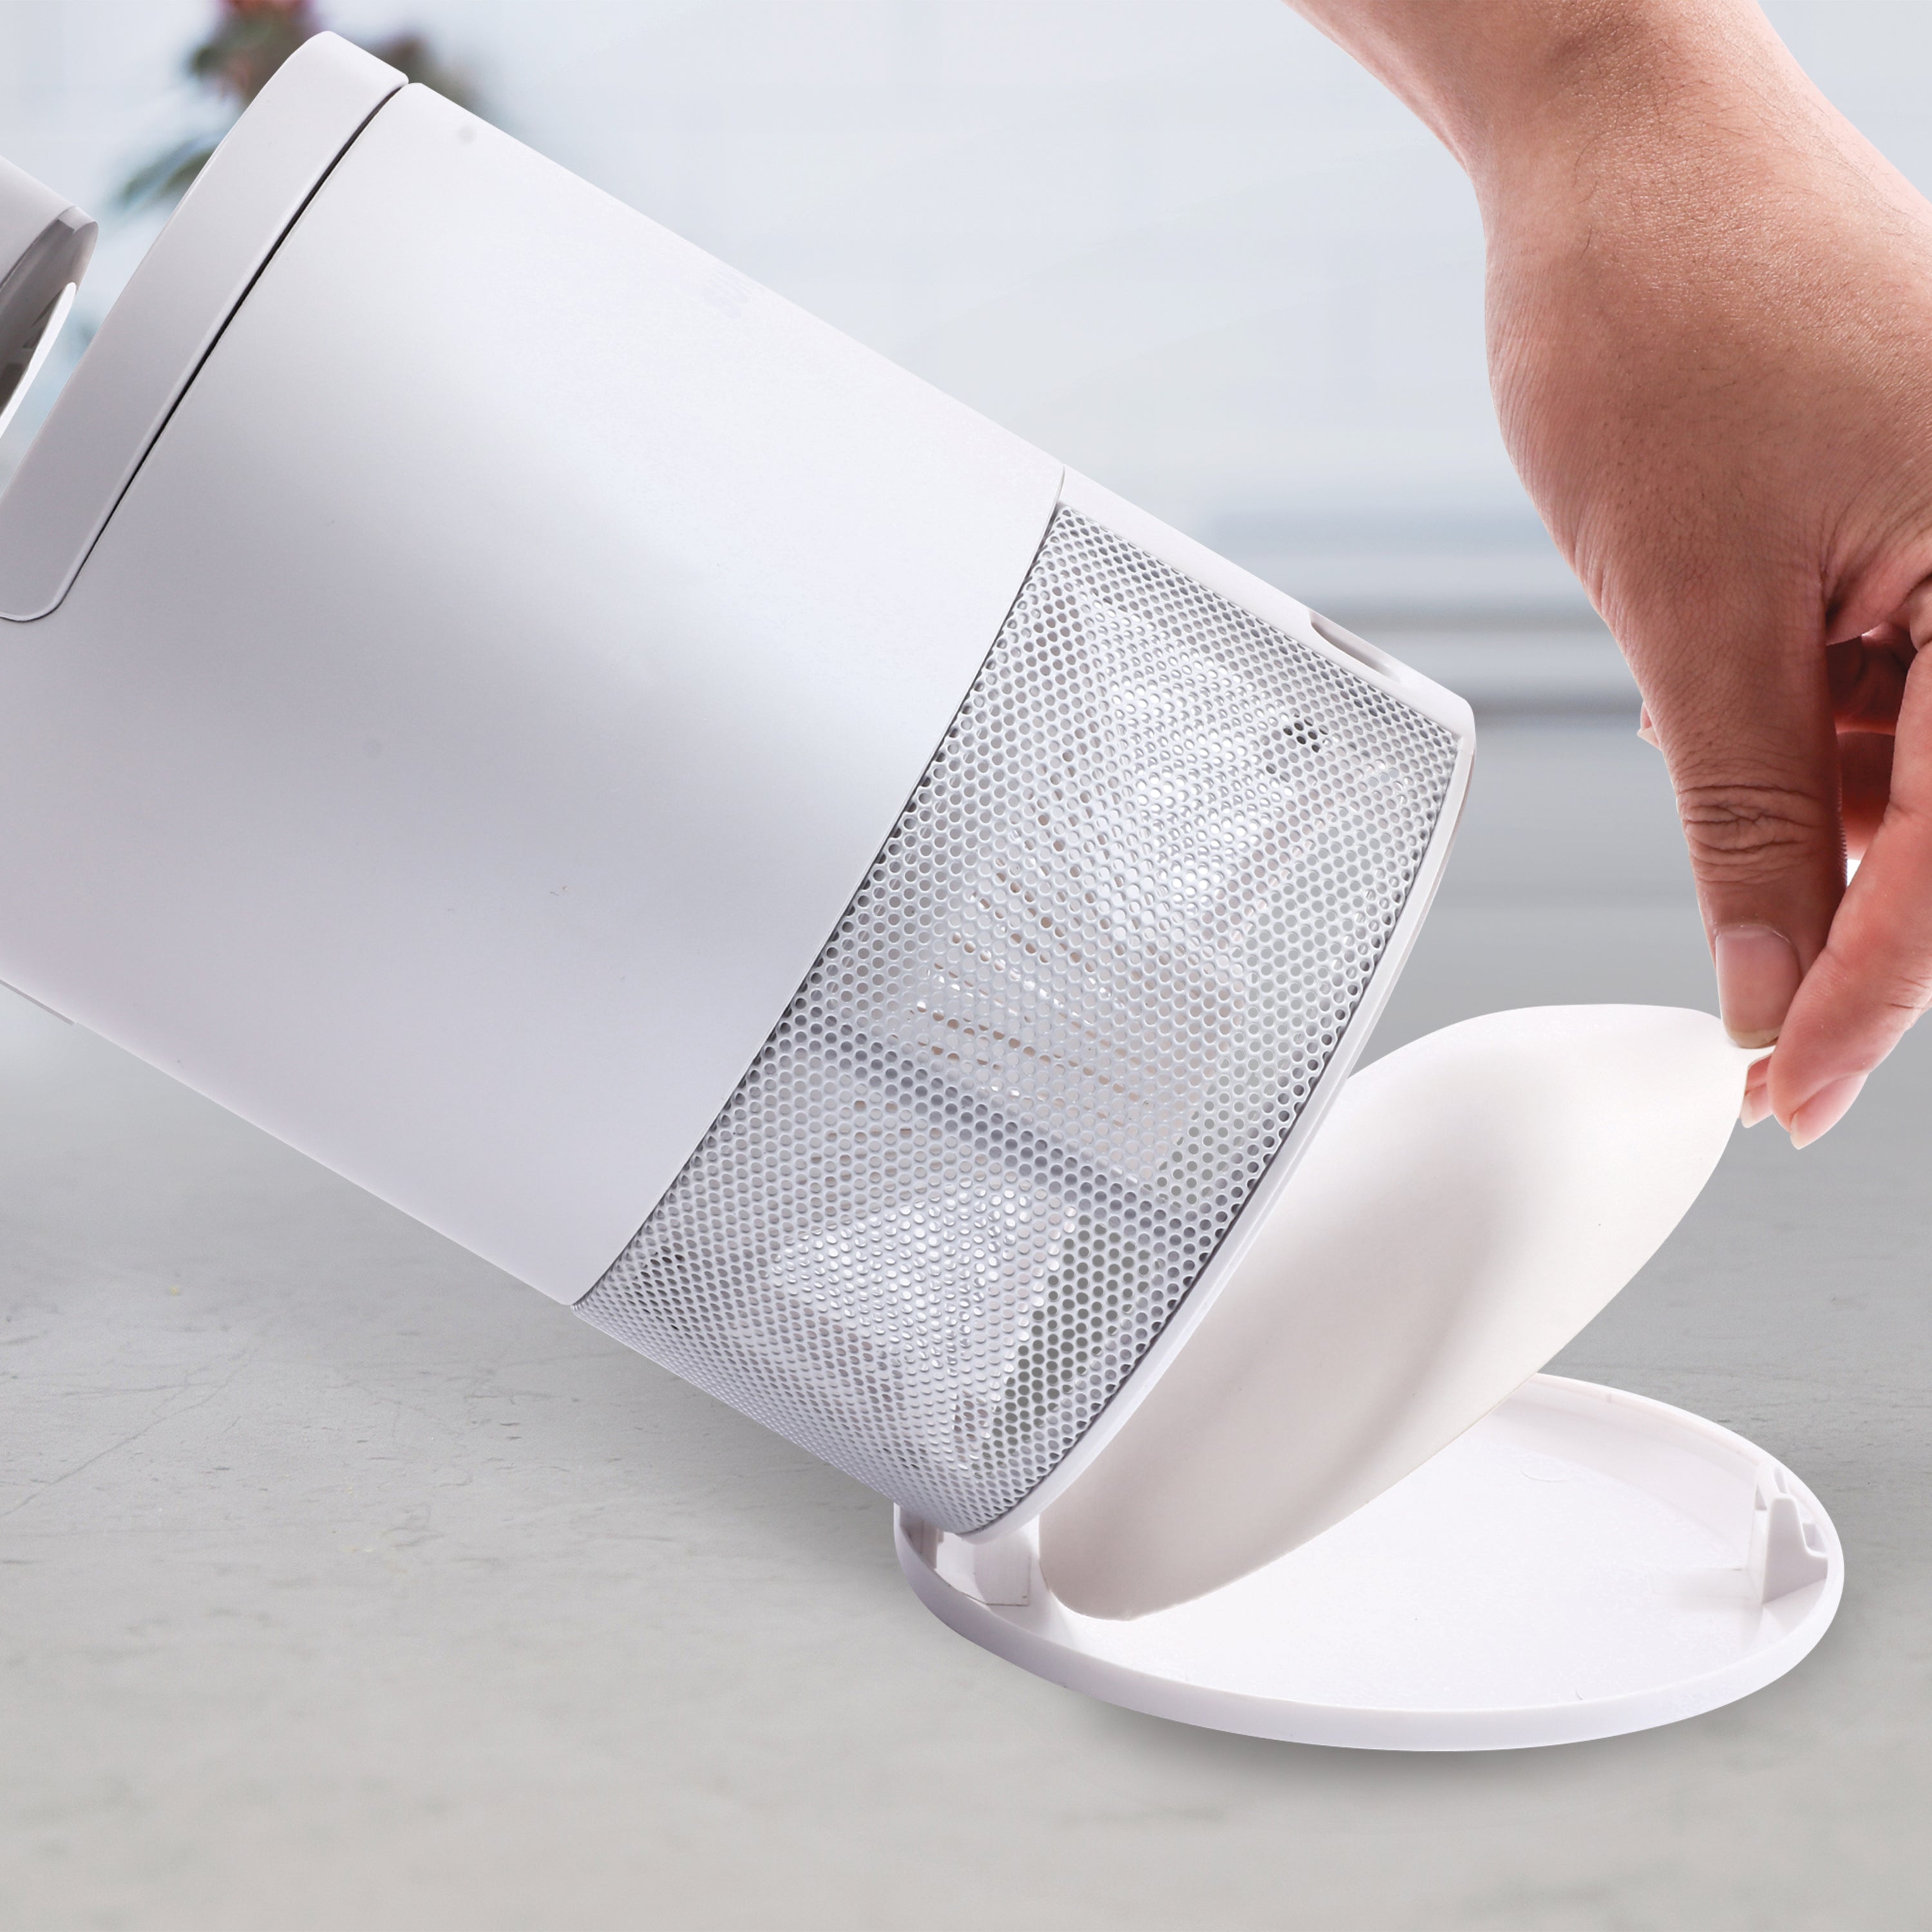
1288,0,1932,1144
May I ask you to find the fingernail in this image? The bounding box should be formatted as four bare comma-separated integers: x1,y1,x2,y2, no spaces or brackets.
1636,708,1660,750
1790,1072,1866,1150
1714,925,1802,1048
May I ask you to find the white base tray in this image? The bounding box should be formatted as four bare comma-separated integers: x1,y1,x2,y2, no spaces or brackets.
898,1375,1842,1752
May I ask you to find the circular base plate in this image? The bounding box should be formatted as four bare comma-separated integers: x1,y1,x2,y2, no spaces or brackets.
898,1376,1842,1751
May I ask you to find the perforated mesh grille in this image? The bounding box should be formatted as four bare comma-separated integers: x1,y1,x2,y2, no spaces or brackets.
576,509,1459,1530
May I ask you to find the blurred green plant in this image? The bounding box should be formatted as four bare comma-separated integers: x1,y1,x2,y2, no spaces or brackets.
121,0,478,211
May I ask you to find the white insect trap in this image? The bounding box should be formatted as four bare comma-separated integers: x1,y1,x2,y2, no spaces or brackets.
0,38,1840,1749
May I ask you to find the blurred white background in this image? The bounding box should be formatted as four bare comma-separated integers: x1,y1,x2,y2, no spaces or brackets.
5,0,1926,708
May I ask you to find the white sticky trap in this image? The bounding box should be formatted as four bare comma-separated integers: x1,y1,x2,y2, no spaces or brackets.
897,1007,1841,1749
1038,1005,1755,1618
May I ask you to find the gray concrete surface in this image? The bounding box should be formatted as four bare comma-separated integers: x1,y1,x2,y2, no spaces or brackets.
3,720,1929,1932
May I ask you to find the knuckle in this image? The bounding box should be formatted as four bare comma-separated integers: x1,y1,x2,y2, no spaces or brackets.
1676,781,1830,886
1882,790,1932,838
1871,967,1932,1024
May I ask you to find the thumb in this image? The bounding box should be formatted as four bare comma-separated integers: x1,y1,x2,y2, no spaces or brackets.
1638,610,1845,1050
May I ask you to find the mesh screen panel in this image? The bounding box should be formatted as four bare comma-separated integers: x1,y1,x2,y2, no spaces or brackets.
576,509,1459,1531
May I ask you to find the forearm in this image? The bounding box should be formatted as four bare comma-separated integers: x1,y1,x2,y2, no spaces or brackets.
1283,0,1828,215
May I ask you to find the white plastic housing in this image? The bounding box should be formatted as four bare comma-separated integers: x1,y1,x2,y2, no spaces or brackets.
0,38,1473,1530
0,46,1061,1297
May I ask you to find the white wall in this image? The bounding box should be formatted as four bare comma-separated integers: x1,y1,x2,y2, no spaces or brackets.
3,0,1928,646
